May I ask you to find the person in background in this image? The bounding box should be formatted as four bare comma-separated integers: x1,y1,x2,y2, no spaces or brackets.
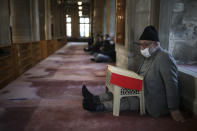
84,34,102,52
91,34,116,63
90,35,104,54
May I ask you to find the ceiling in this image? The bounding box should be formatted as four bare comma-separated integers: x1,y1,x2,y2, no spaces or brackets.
65,0,90,4
64,0,91,16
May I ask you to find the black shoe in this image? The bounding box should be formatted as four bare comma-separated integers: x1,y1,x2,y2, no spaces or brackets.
90,58,95,62
82,84,93,99
82,98,106,112
105,86,109,93
82,85,100,103
82,98,96,112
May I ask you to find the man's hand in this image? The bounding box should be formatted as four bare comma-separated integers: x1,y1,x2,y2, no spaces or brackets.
170,110,185,123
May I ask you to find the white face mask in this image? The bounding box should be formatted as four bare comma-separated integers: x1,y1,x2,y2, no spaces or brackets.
140,47,151,58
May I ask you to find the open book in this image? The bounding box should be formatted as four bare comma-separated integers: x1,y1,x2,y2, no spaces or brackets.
107,65,143,90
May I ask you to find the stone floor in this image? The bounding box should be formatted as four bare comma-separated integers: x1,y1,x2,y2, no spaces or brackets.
0,42,197,131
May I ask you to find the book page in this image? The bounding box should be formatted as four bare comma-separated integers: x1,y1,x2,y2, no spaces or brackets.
107,65,143,80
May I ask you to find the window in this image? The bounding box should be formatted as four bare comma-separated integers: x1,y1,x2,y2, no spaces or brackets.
66,16,72,37
79,17,90,37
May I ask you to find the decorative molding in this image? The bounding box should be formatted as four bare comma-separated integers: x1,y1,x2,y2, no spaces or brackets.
115,0,126,45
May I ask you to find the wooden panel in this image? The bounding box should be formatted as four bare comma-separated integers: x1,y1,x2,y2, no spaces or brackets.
57,37,66,48
0,46,14,88
41,40,59,58
32,42,42,65
53,38,66,50
47,40,52,53
115,0,125,45
53,40,59,51
13,43,33,76
0,0,11,46
0,39,66,88
47,40,54,56
11,0,32,43
40,40,48,59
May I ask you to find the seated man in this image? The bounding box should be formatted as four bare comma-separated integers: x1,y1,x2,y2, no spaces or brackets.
104,34,110,41
82,25,184,122
84,34,103,52
91,36,116,63
90,35,104,54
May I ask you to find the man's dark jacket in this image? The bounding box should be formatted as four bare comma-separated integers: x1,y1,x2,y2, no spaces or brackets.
139,47,180,117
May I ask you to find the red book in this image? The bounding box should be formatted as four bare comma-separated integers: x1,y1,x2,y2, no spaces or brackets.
107,65,143,91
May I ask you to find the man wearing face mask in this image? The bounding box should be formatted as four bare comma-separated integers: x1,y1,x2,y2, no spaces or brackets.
82,25,185,122
137,25,184,122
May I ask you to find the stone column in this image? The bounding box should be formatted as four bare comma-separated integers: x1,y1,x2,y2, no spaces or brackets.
71,6,79,38
116,0,160,70
45,0,52,40
103,0,116,37
93,0,105,36
115,0,130,69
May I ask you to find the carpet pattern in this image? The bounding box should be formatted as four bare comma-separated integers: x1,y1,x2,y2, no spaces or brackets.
0,42,196,131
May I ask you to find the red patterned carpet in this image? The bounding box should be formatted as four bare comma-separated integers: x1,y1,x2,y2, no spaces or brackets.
0,42,196,131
